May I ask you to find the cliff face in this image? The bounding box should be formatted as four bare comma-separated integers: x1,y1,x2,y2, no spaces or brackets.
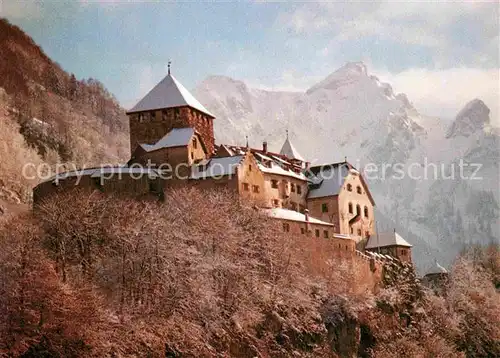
0,18,129,203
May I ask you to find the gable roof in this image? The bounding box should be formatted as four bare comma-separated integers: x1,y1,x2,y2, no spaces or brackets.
306,161,375,205
190,155,244,179
279,137,304,161
365,231,412,249
127,73,214,117
139,128,196,152
306,162,350,199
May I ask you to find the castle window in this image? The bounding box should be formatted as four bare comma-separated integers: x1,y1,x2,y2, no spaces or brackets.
252,185,259,193
283,222,290,232
348,202,353,214
248,165,252,172
297,185,302,194
271,179,278,189
138,113,144,122
347,183,352,191
323,230,328,238
350,227,354,234
301,227,305,235
315,229,320,238
291,183,295,192
191,152,194,160
356,204,361,215
357,186,362,194
243,183,249,191
357,229,362,236
364,206,369,218
322,203,328,213
193,138,198,149
272,199,280,207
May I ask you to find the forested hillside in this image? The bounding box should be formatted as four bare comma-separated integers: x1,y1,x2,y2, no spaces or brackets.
0,18,128,205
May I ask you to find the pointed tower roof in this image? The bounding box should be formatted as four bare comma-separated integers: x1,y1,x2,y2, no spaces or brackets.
279,132,304,161
127,73,214,117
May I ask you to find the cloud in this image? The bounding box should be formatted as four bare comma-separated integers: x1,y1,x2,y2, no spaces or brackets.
377,67,500,126
0,1,43,19
276,1,499,67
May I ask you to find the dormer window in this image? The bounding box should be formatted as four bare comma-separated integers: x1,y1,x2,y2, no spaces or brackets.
347,183,352,191
357,186,362,194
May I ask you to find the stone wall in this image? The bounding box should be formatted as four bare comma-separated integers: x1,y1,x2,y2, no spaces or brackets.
129,106,215,156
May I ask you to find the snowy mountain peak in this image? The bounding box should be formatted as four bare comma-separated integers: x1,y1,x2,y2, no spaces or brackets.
446,99,490,138
306,61,368,94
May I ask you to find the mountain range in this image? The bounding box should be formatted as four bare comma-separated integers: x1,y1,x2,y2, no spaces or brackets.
0,18,497,272
194,62,500,271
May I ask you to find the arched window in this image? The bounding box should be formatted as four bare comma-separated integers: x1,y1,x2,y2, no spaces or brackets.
357,186,362,194
348,202,353,214
364,206,369,218
347,183,352,191
356,204,361,215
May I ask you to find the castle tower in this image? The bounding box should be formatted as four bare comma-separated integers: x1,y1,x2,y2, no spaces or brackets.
279,131,304,162
126,68,215,155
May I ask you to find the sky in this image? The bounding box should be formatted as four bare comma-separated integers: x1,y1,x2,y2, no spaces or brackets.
1,0,499,123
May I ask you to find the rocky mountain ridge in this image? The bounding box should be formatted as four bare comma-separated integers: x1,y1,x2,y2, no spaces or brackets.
194,63,500,271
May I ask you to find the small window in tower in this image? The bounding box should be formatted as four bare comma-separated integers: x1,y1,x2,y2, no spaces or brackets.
297,185,302,194
357,186,362,194
193,138,198,149
271,179,278,189
315,229,320,237
191,152,194,160
252,185,259,193
364,206,369,218
283,222,290,232
347,183,352,191
323,230,328,238
300,227,305,235
348,202,353,214
322,203,328,213
248,165,252,172
243,183,249,191
291,183,295,192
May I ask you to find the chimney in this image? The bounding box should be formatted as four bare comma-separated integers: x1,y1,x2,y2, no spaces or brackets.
263,141,268,153
304,209,310,232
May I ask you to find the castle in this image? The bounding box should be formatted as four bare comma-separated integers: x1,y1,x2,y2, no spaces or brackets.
33,69,413,268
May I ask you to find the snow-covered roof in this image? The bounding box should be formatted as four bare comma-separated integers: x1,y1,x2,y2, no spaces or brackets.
257,162,307,181
140,128,195,152
264,208,334,226
365,231,412,249
190,155,244,179
279,137,304,161
221,144,307,181
306,163,350,199
127,73,214,117
49,166,159,183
